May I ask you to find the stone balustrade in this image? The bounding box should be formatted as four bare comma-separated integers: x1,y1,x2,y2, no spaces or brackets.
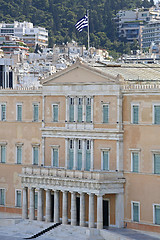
122,83,160,91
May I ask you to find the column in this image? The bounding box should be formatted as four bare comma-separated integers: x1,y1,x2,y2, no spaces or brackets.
97,194,103,229
74,97,78,122
22,187,28,219
116,193,124,228
80,192,85,227
90,139,94,171
65,138,69,169
71,192,77,226
54,190,60,223
41,137,45,166
116,137,123,171
82,97,86,122
29,187,35,220
37,188,43,221
66,97,69,122
73,139,77,170
117,94,123,131
89,193,94,228
82,139,86,170
45,189,51,222
91,96,94,123
42,95,45,128
62,191,68,224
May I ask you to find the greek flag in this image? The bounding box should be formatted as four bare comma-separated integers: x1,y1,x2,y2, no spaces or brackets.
75,15,88,32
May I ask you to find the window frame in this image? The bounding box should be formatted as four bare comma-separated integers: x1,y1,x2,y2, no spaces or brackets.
131,103,139,124
0,188,5,206
131,201,140,222
153,204,160,225
0,143,7,163
153,103,160,125
0,103,6,121
102,104,109,124
15,189,22,208
16,103,22,122
131,151,140,173
16,144,23,164
51,145,59,168
33,103,39,122
101,148,110,171
153,151,160,174
52,104,59,122
32,145,39,165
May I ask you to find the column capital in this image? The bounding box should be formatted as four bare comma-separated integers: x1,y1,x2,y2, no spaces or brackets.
96,193,104,197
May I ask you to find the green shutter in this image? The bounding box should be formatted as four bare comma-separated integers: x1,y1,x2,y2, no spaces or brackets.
53,149,58,167
155,205,160,225
17,146,22,164
53,105,58,122
0,189,5,205
132,153,139,173
154,154,160,174
133,203,139,222
77,150,82,170
17,105,22,121
86,105,91,122
69,149,73,169
1,105,6,121
86,150,91,171
34,105,38,122
154,106,160,124
69,105,74,122
16,191,21,207
103,151,109,170
133,106,139,124
33,147,38,165
78,105,82,122
103,105,109,123
34,192,38,209
1,146,6,163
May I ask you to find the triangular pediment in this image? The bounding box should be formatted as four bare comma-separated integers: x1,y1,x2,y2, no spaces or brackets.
42,61,119,86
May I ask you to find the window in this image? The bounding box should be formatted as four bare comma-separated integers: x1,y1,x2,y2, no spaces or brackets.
86,98,91,123
68,139,74,169
103,105,109,123
33,146,39,165
16,146,22,164
102,151,109,171
131,152,139,173
17,104,22,121
35,192,38,210
78,98,83,122
154,205,160,225
132,105,139,124
33,104,39,122
69,98,74,122
1,145,6,163
132,202,140,222
86,140,91,171
77,140,82,170
0,189,5,205
154,105,160,124
53,105,58,122
15,190,21,207
154,154,160,174
1,104,6,121
52,148,58,167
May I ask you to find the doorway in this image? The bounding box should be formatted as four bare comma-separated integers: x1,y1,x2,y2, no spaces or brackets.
76,197,80,225
103,200,109,227
51,194,54,222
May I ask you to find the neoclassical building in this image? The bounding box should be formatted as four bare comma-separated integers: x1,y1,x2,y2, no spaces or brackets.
0,61,160,232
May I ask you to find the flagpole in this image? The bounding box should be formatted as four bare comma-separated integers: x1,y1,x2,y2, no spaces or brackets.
87,9,90,55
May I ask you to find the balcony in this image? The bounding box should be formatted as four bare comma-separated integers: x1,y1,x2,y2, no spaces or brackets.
20,166,125,195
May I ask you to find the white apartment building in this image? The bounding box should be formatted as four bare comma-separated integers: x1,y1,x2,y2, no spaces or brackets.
142,20,160,49
0,21,48,48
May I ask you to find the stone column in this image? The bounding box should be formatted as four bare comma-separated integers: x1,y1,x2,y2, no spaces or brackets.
22,187,28,219
82,139,86,170
117,94,123,131
74,97,78,122
116,137,123,171
54,190,60,223
45,189,51,222
82,97,86,122
37,188,43,221
90,139,94,171
80,192,85,227
29,187,35,220
116,193,124,228
71,192,77,226
91,96,94,123
89,193,94,228
97,194,103,229
62,191,68,224
66,97,69,122
41,137,45,166
65,138,69,169
73,139,77,170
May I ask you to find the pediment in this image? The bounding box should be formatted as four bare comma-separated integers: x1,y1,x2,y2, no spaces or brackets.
42,61,119,86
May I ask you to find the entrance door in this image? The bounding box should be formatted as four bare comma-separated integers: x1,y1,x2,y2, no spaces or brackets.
51,194,54,222
76,197,80,225
103,200,109,227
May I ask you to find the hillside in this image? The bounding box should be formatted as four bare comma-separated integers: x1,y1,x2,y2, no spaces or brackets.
0,0,154,57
